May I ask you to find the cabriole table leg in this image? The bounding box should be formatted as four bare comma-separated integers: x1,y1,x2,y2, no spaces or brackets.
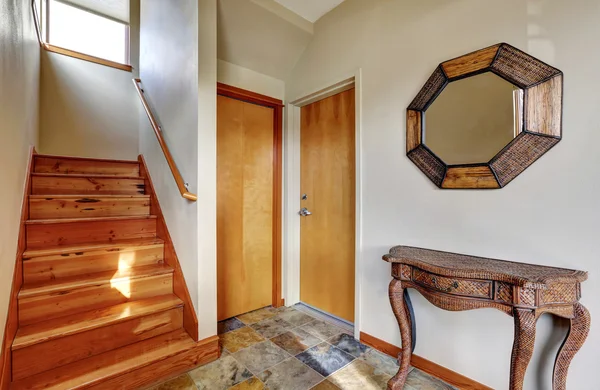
509,308,537,390
388,279,412,390
553,303,591,390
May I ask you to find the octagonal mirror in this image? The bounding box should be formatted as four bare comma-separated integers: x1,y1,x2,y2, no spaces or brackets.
407,43,563,189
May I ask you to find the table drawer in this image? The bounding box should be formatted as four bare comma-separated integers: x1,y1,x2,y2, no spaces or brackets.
412,268,492,299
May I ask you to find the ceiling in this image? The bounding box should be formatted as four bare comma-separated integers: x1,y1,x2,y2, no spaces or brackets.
217,0,346,80
218,0,313,80
274,0,346,23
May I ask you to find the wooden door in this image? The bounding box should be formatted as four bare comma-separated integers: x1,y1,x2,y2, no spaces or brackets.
217,94,275,321
300,88,356,322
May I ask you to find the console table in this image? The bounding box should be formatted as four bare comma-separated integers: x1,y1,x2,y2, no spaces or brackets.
383,246,590,390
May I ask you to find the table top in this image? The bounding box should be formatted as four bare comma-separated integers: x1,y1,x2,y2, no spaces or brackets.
383,246,587,289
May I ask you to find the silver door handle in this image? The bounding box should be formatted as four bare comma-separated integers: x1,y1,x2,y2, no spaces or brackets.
299,207,312,217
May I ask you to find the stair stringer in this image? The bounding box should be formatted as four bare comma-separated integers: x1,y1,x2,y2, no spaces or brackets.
0,146,36,390
138,155,200,341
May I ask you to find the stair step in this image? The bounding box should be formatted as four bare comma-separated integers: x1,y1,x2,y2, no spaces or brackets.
13,294,183,349
20,264,174,299
23,238,165,284
18,264,174,326
34,155,140,176
10,330,204,390
26,215,157,249
29,195,151,219
25,215,157,225
31,173,145,196
12,296,184,380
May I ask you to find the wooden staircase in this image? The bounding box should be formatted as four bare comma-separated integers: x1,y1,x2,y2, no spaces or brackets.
4,154,218,390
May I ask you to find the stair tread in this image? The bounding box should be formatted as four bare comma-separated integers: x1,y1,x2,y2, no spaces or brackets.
23,237,165,259
29,194,150,199
11,330,196,390
13,295,183,350
25,215,157,225
19,264,174,299
35,154,140,165
31,172,143,179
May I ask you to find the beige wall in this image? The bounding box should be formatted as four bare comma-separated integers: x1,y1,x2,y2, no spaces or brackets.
139,0,218,339
197,0,218,339
0,0,40,348
287,1,599,389
426,72,516,164
39,51,139,160
218,59,285,100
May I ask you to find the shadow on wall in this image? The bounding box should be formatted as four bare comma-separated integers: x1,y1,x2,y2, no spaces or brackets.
39,51,139,160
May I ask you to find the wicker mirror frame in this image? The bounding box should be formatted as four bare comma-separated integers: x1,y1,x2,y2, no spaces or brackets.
407,43,563,189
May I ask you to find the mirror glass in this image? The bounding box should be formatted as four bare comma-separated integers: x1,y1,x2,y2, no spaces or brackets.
424,72,523,165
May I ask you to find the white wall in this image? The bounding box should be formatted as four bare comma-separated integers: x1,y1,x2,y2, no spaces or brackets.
286,1,599,389
197,0,218,340
0,0,40,347
140,0,218,339
218,59,285,100
39,52,139,160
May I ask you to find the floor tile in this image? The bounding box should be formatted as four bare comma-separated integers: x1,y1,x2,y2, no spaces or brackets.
237,307,277,325
219,318,246,335
296,342,355,377
188,354,252,390
233,341,290,374
229,377,265,390
358,349,401,377
405,368,458,390
220,327,265,353
270,328,322,355
251,317,295,338
258,357,323,390
276,308,316,327
328,359,392,390
299,320,349,340
150,374,198,390
311,379,341,389
328,334,369,358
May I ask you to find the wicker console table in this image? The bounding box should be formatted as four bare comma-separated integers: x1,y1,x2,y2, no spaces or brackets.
383,246,590,390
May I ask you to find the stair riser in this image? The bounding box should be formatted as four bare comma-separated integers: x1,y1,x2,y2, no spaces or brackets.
18,274,173,326
12,307,183,380
32,176,145,196
88,337,219,390
34,157,140,176
29,197,151,219
23,244,164,284
26,219,157,248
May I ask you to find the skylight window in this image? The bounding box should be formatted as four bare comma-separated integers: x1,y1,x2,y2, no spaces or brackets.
42,0,130,66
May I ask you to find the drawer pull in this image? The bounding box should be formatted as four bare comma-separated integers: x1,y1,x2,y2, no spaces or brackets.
431,276,459,292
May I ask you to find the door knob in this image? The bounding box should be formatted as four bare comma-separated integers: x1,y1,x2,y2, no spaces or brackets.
299,207,312,217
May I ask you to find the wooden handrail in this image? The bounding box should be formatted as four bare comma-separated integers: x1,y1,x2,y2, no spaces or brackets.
133,79,198,201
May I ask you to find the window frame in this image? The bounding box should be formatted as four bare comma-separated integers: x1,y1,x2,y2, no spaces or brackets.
41,0,133,72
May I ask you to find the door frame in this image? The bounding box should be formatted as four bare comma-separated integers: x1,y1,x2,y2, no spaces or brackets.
283,69,363,338
216,82,285,309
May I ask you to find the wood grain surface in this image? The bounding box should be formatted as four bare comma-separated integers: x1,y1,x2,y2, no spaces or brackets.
29,195,151,219
217,94,274,321
441,166,500,189
441,44,500,79
526,74,562,137
300,88,356,322
34,155,140,176
406,110,422,153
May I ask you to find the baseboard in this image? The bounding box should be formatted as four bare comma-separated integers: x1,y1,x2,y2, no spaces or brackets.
359,332,492,390
89,335,220,390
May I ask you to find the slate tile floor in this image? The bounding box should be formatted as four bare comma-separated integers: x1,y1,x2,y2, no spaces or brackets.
149,305,457,390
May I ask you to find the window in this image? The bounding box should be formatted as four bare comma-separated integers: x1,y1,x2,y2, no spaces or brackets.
41,0,130,67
